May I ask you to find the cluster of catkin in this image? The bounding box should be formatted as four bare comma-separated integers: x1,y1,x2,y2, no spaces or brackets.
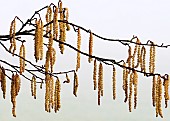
9,18,16,56
0,66,6,99
11,73,21,117
45,74,61,113
31,76,36,99
19,43,25,74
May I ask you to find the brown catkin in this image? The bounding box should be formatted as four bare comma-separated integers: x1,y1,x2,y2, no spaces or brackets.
156,75,163,118
65,8,70,31
129,71,134,112
112,65,116,100
140,46,146,73
132,42,138,68
31,76,36,99
93,59,97,90
73,72,79,97
34,19,43,62
49,76,54,109
126,46,132,74
1,67,6,99
45,6,52,35
58,1,66,54
163,75,169,108
149,42,156,74
54,77,61,112
19,43,25,74
88,31,93,63
9,18,16,56
76,28,81,71
152,76,156,107
123,62,128,102
53,7,58,40
135,38,141,68
98,62,103,105
133,71,138,109
45,74,50,112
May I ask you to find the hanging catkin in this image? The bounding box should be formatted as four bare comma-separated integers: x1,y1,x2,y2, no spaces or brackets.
9,18,16,56
54,77,61,112
140,46,146,74
35,19,44,62
152,76,156,107
76,28,81,71
156,75,163,118
88,31,93,63
45,74,50,112
132,41,138,68
123,62,128,102
129,71,133,112
98,62,103,105
93,59,97,90
11,73,21,117
112,65,116,100
126,46,132,74
163,75,169,108
133,70,138,109
45,6,52,35
19,43,25,74
31,76,36,99
65,8,70,31
49,76,54,109
53,7,58,40
73,72,79,97
58,1,66,54
0,67,6,99
134,38,141,68
149,42,156,74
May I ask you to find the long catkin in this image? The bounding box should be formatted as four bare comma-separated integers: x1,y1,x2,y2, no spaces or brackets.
112,65,116,100
1,67,6,99
93,59,97,90
133,71,138,109
163,75,169,108
9,18,16,56
129,71,133,112
88,31,93,63
98,62,103,105
152,76,156,107
76,28,81,71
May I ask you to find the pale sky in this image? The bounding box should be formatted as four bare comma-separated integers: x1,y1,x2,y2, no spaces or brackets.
0,0,170,121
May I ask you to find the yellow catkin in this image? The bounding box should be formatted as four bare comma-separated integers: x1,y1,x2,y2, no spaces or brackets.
98,62,103,105
45,74,50,112
19,43,25,74
10,73,21,117
51,47,56,73
73,72,79,97
123,62,128,102
93,59,97,90
88,31,93,63
156,75,163,118
76,28,81,71
9,18,16,56
129,71,134,112
133,70,138,109
126,46,132,74
34,19,43,62
163,75,169,108
134,38,141,68
132,43,138,68
149,42,156,74
54,77,61,112
45,6,52,35
1,67,6,99
140,46,146,74
49,76,54,109
31,76,36,99
45,49,50,73
65,8,70,31
112,65,116,100
48,33,54,72
39,19,44,60
152,76,156,107
53,7,58,40
58,1,66,54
